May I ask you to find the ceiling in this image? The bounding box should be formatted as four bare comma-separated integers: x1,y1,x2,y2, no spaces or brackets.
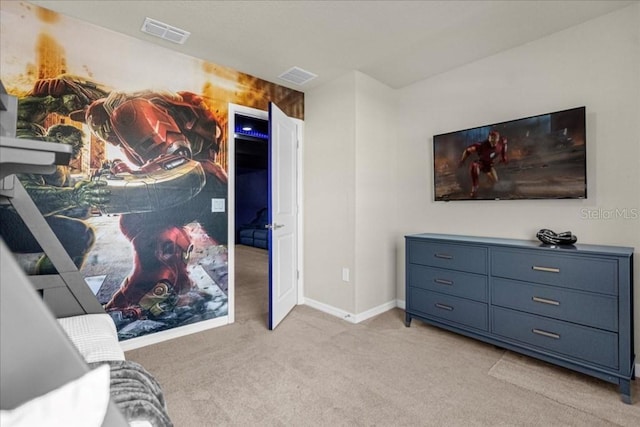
29,0,636,92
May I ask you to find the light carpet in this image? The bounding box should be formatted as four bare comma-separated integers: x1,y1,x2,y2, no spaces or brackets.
127,245,639,426
488,351,639,426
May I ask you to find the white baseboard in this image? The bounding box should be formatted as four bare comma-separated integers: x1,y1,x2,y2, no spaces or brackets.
303,298,397,324
304,298,358,323
120,315,228,352
352,300,398,323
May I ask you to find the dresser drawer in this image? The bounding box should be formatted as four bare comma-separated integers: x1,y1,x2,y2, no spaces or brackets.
408,241,487,274
492,307,618,369
408,288,488,331
492,278,618,331
408,265,487,302
491,249,618,295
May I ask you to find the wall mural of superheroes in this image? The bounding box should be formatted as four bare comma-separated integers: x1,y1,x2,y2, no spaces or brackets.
0,3,303,341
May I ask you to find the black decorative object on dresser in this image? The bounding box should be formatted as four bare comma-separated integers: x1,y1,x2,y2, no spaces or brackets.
405,233,635,403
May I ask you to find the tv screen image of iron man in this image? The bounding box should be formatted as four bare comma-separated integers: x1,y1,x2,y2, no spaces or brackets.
21,76,230,339
458,130,508,198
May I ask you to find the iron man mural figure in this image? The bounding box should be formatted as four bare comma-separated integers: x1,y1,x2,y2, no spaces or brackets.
23,76,228,326
80,89,229,317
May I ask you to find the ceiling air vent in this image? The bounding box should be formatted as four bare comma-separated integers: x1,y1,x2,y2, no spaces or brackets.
278,66,318,86
141,17,190,44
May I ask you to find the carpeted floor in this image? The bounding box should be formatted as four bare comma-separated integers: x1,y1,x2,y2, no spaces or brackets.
126,245,639,426
488,351,640,426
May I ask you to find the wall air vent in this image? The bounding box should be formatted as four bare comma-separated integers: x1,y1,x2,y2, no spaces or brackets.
278,66,318,86
141,17,190,44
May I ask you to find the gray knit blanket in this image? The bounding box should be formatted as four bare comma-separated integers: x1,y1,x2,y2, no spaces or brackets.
89,360,173,427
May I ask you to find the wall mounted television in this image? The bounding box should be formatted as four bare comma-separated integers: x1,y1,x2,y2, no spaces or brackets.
433,106,586,201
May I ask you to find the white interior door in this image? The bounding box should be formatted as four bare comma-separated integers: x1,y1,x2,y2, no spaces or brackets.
268,102,298,329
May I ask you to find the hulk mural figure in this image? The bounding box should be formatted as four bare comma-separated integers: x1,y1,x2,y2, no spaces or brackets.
0,123,109,273
16,75,109,139
0,76,110,272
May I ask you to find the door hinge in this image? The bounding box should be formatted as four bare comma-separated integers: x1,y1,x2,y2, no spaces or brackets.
297,270,300,280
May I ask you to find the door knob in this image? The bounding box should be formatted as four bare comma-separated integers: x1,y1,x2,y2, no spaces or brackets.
265,223,284,230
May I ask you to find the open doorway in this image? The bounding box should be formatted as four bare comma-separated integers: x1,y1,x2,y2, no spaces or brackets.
233,113,270,322
228,102,303,329
235,114,269,250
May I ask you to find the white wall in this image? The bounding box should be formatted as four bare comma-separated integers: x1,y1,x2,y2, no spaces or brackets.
395,4,640,350
354,72,398,314
305,4,639,354
305,71,398,317
304,73,357,313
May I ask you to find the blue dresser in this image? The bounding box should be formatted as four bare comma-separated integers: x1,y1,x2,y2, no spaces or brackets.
405,233,635,403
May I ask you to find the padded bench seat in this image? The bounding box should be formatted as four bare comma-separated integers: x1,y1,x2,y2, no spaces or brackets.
238,228,268,249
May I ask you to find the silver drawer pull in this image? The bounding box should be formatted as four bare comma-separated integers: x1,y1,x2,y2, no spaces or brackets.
532,296,560,306
532,265,560,273
435,303,453,311
434,278,453,286
532,328,560,339
435,253,453,260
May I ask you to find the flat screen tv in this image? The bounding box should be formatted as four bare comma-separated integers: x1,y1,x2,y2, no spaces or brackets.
433,106,586,201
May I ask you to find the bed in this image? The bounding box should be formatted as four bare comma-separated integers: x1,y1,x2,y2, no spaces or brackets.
0,239,173,427
0,81,173,427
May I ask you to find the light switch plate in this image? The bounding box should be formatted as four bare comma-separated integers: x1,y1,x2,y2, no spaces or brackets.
211,198,225,212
